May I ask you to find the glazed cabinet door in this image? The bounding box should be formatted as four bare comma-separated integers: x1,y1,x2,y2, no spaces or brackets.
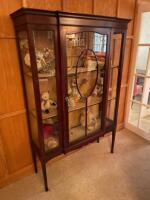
61,27,110,147
106,31,126,129
17,26,62,155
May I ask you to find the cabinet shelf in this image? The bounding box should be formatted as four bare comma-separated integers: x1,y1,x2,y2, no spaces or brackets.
67,66,97,75
31,109,57,120
69,119,101,142
25,72,56,78
68,96,102,112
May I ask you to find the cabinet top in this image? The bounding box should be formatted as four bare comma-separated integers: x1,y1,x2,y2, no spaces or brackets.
11,8,130,22
10,8,130,29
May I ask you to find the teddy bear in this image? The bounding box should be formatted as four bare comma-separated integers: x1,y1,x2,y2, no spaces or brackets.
92,78,103,97
80,110,97,132
41,92,57,114
68,77,81,107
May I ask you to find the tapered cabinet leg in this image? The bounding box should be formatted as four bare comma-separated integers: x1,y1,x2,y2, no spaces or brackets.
111,129,116,153
32,149,38,173
97,137,100,143
41,161,48,191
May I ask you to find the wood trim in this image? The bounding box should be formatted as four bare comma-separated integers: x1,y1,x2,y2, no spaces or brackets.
92,0,94,14
138,43,150,46
0,37,16,39
22,0,27,7
121,84,128,88
0,109,26,120
0,163,34,188
61,0,63,10
116,0,120,17
117,122,124,130
126,35,134,39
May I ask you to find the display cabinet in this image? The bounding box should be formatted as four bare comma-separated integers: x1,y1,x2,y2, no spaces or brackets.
11,8,129,191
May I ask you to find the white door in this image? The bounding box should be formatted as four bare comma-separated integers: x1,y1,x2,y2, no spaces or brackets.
125,1,150,140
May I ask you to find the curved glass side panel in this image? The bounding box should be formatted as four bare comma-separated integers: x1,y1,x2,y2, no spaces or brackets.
18,31,39,147
32,30,60,152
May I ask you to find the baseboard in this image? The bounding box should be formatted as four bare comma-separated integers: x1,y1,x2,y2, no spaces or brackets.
117,122,124,131
0,164,34,188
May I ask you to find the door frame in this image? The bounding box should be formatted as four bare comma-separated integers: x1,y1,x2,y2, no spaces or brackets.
59,26,111,149
125,0,150,140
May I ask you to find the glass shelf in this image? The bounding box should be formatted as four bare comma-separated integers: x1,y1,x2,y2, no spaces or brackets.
31,108,57,119
69,116,101,142
25,71,56,78
67,65,104,76
68,96,102,112
44,136,59,152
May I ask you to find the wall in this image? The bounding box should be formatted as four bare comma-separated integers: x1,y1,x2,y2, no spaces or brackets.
0,0,136,187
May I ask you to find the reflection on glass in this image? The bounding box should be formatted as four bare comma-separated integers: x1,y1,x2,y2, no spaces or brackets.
139,12,150,44
108,67,118,100
142,78,150,105
132,77,144,102
69,108,86,142
112,34,122,67
66,32,107,142
129,102,140,126
135,46,149,74
33,30,59,151
139,105,150,133
87,104,101,135
66,32,106,74
147,92,150,105
18,31,39,147
32,31,55,77
106,99,116,121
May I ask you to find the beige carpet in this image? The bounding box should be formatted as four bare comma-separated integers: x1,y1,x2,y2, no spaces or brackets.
0,129,150,200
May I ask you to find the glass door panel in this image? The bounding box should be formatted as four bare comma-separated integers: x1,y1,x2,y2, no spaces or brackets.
106,99,116,121
132,76,144,102
139,12,150,44
108,67,118,100
69,108,86,142
66,31,107,142
135,46,149,74
106,33,122,125
87,104,101,135
129,102,141,126
33,30,59,152
18,31,40,147
127,10,150,135
139,105,150,133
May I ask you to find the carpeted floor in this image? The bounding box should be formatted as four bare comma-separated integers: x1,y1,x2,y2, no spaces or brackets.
0,129,150,200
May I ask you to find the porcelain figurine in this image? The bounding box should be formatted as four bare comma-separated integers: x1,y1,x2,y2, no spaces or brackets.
44,136,58,149
68,77,81,107
24,53,31,67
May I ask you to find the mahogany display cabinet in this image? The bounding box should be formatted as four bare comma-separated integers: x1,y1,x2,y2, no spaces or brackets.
11,8,129,191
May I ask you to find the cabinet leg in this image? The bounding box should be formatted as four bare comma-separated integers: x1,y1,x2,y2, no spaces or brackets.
32,148,38,173
111,130,116,153
97,137,100,143
41,161,48,191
